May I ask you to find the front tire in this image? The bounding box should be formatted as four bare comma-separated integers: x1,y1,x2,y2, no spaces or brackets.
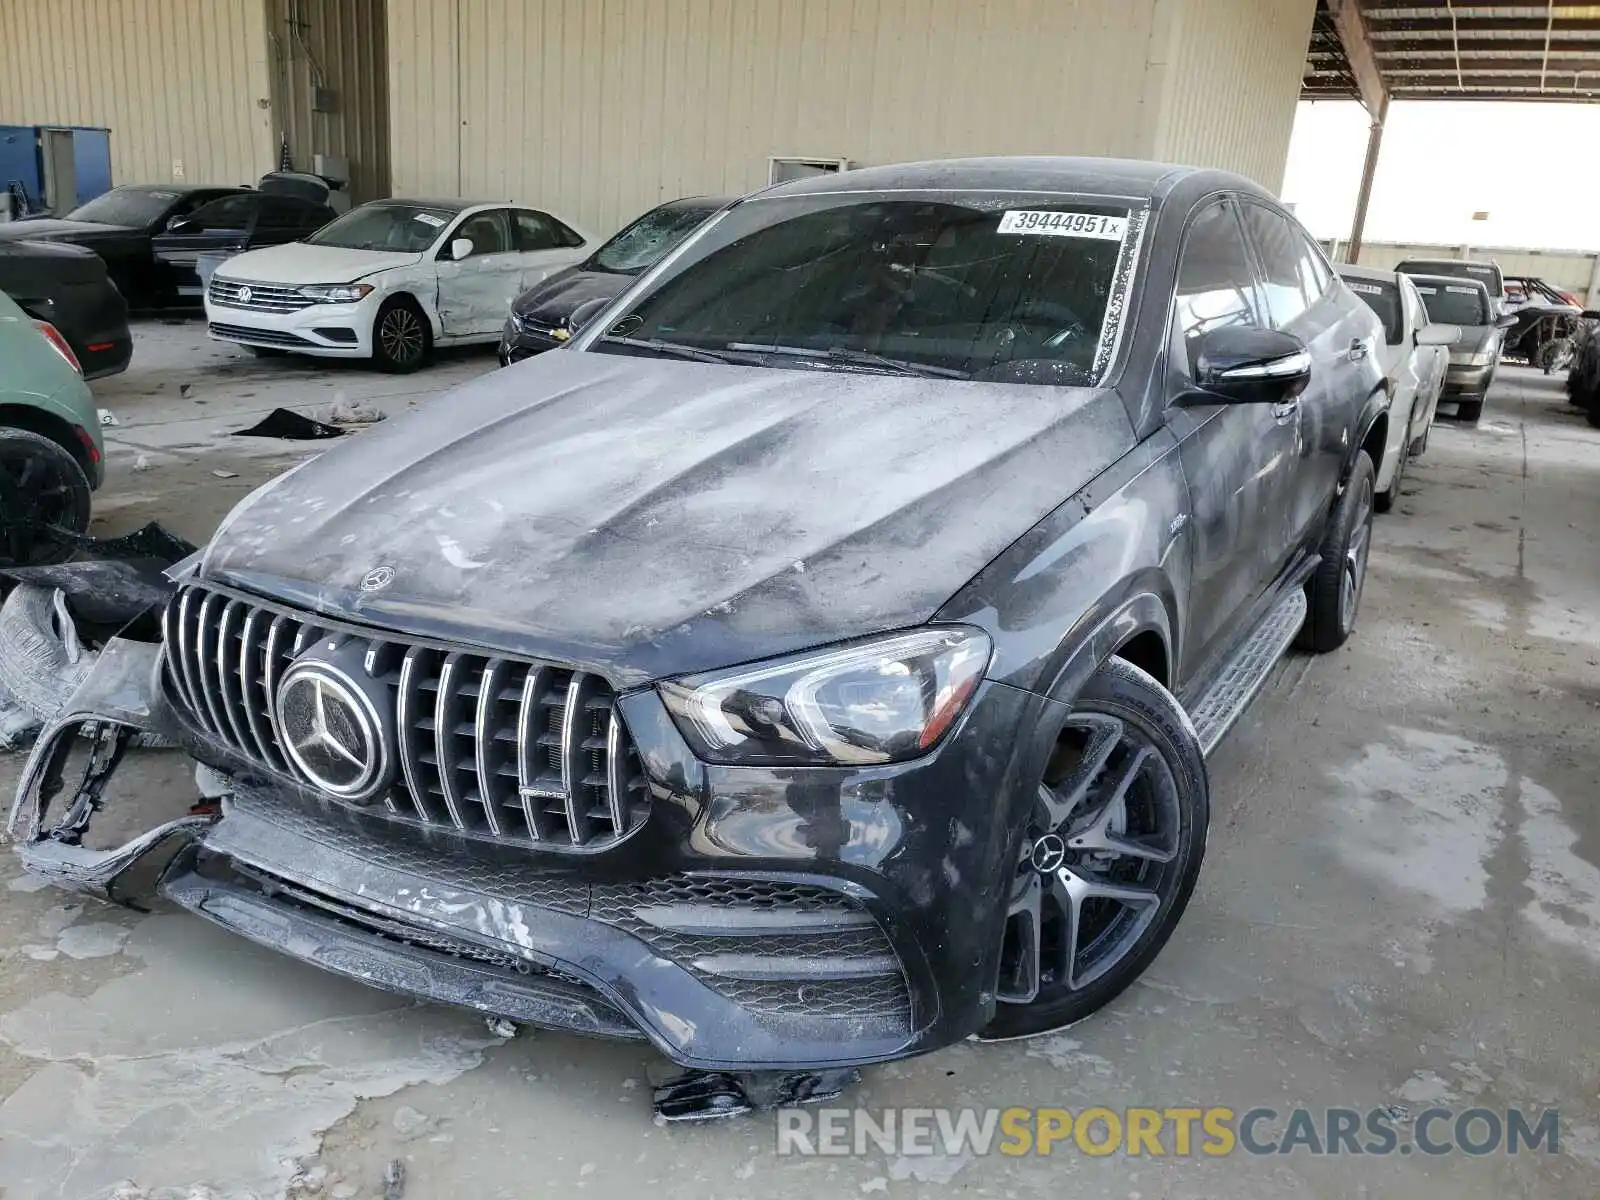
0,428,92,568
981,658,1208,1040
1456,397,1484,423
1300,449,1375,654
372,297,431,373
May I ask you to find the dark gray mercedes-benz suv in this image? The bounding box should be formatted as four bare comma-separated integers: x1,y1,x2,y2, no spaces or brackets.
12,157,1388,1116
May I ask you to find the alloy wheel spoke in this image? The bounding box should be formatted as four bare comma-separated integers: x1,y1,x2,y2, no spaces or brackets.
1066,747,1178,863
1052,866,1161,991
1038,714,1122,830
1001,872,1044,1004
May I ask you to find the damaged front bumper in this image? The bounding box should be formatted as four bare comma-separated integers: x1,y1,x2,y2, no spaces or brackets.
10,629,1044,1076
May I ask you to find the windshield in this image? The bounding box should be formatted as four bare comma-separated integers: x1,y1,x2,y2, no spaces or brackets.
592,203,720,273
63,188,181,228
1414,281,1491,327
306,204,456,252
1400,260,1502,296
1342,277,1402,343
588,192,1142,386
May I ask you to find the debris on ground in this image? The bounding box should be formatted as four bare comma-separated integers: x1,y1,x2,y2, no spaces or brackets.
133,453,152,472
234,407,346,440
210,468,239,479
98,408,120,426
485,1016,518,1039
382,1159,406,1200
391,1105,435,1141
317,393,387,426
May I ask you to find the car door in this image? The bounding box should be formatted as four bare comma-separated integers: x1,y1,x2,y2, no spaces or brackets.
435,208,520,337
510,209,589,294
1238,202,1368,557
151,192,260,298
1166,195,1300,679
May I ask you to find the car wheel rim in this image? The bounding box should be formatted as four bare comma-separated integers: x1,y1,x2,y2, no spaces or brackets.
1340,474,1374,632
0,445,76,567
381,309,423,364
996,711,1183,1006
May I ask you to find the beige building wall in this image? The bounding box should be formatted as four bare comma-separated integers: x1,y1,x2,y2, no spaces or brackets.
0,0,275,189
264,0,392,202
387,0,1317,238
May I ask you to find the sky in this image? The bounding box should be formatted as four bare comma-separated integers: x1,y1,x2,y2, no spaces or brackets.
1282,100,1600,252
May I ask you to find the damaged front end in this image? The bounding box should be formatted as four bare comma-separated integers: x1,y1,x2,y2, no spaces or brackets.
7,636,217,900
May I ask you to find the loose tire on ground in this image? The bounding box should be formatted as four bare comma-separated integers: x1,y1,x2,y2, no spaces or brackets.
981,657,1209,1040
1299,448,1375,654
372,297,431,373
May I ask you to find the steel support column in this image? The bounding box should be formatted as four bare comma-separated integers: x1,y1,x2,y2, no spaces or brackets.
1346,94,1388,264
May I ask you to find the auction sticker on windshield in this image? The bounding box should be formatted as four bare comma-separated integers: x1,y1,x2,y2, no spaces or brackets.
414,213,446,227
998,210,1127,240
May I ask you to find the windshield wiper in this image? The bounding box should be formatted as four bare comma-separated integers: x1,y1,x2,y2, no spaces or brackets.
728,343,969,379
600,335,752,365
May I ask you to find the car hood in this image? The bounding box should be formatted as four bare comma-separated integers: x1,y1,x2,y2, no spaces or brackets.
202,353,1135,684
0,219,130,243
512,267,629,327
212,242,422,284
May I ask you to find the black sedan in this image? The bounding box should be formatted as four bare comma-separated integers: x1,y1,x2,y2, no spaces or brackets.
15,158,1390,1117
0,241,131,378
0,183,248,309
499,195,728,363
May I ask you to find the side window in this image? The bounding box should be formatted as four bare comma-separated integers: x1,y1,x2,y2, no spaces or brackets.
1240,204,1312,328
1173,199,1262,370
257,196,314,231
448,209,512,258
1296,232,1334,299
186,194,256,231
513,209,584,251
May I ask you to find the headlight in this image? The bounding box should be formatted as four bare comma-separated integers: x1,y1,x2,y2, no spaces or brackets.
298,283,375,304
659,628,991,766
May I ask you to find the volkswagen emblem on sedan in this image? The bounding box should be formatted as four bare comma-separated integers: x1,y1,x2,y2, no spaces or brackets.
275,660,388,801
237,286,253,304
360,565,395,593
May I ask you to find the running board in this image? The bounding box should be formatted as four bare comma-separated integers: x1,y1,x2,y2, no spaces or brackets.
1186,588,1307,758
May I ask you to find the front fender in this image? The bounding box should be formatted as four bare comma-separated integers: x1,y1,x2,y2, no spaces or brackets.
936,428,1190,699
1348,384,1392,485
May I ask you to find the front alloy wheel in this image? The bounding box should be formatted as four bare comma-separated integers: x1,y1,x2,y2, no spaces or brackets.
983,658,1208,1040
373,300,429,373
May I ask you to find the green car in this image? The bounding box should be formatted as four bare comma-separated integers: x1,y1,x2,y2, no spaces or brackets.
0,287,106,567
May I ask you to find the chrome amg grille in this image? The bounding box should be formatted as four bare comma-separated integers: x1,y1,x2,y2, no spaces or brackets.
208,278,313,313
162,583,648,849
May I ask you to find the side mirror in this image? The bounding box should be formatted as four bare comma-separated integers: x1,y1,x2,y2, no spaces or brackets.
567,295,611,334
450,237,474,261
1494,312,1519,330
1416,323,1461,347
1187,327,1312,405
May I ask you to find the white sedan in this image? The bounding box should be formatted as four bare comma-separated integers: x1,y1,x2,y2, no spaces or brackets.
1338,264,1459,512
204,199,593,371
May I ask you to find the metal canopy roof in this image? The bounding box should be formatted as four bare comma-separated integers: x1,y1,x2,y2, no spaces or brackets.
1305,1,1600,103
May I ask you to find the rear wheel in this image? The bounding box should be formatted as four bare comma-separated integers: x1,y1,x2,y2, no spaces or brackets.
1300,449,1374,654
1456,398,1484,423
982,658,1208,1040
0,428,92,568
372,297,431,373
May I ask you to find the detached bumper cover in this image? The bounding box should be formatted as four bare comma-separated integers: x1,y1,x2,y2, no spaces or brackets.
9,633,1051,1070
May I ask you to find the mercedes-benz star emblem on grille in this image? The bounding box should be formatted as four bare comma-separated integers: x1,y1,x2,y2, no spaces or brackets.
275,661,387,801
237,286,253,303
360,565,395,592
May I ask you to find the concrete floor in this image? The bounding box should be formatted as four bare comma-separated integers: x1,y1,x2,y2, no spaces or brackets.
2,322,1598,1199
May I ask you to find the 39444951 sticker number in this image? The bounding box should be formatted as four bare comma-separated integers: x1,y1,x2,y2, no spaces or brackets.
997,210,1128,240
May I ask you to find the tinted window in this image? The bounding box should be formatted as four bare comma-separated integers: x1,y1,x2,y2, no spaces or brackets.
593,202,720,272
1174,200,1261,364
1397,259,1503,297
307,203,457,252
512,209,583,252
185,194,256,231
1341,275,1402,343
1414,281,1491,327
452,210,512,256
257,196,326,231
598,193,1139,385
1241,204,1314,328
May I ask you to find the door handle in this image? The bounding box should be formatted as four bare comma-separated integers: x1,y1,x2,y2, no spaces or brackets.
1347,338,1369,361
